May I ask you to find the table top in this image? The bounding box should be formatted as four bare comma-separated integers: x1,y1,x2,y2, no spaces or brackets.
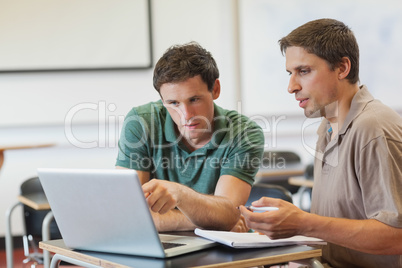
256,163,305,179
0,143,55,151
40,239,321,268
0,143,55,170
288,176,314,188
18,193,50,210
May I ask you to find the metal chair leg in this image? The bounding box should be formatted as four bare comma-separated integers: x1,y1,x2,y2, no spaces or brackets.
292,258,324,268
50,253,101,268
42,211,54,268
22,235,44,264
5,202,22,268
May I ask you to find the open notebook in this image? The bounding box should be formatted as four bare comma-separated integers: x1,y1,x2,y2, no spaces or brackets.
195,228,326,248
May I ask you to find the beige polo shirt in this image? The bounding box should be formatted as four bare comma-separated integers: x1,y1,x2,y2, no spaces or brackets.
311,85,402,267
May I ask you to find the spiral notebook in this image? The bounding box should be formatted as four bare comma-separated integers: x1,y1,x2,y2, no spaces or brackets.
195,228,326,248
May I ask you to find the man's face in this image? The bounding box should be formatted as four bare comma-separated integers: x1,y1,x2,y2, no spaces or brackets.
160,75,220,147
285,46,340,119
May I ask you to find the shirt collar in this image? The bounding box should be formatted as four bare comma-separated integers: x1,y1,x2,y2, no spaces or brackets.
338,85,374,136
316,85,374,152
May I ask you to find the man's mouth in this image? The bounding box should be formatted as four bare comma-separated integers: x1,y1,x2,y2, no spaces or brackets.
184,122,199,129
298,98,309,108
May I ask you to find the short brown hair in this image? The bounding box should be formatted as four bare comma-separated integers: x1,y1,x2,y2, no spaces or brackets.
153,42,219,93
279,18,359,84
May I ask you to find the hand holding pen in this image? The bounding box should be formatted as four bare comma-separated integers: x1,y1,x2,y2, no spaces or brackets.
245,206,279,212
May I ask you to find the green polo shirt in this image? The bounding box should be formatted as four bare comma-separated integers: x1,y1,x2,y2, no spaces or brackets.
116,100,264,194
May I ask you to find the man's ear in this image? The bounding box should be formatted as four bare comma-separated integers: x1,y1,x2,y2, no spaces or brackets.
338,57,351,80
212,79,221,100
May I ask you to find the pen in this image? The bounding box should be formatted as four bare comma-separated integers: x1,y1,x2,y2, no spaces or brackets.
245,206,279,212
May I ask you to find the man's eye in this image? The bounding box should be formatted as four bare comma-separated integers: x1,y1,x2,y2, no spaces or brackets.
190,98,199,103
167,102,178,106
300,69,309,75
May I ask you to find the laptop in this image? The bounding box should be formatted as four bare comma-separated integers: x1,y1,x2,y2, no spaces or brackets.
37,168,216,258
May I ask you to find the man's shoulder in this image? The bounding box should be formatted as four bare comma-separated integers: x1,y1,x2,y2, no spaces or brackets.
351,100,402,142
124,100,167,124
127,100,165,117
214,104,264,150
354,86,401,127
358,100,401,127
215,104,261,129
123,100,167,132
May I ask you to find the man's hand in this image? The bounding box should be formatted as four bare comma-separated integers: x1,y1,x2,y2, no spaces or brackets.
142,179,183,214
239,197,307,239
230,215,249,232
141,175,251,232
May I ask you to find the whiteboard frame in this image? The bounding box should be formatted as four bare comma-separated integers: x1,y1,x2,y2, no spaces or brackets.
0,0,153,72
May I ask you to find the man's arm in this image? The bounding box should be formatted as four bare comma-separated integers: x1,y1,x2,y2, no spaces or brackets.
143,175,251,231
117,165,198,231
117,166,251,231
116,166,150,184
240,197,402,255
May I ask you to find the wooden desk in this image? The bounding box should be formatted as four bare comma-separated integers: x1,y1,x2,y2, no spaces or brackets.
0,143,55,170
288,176,314,211
18,193,51,210
256,163,305,179
288,176,314,188
40,239,322,268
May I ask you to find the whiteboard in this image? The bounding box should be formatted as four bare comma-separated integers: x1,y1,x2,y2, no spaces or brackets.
239,0,402,117
0,0,152,71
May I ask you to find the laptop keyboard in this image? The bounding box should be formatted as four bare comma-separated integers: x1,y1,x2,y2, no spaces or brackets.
162,242,186,249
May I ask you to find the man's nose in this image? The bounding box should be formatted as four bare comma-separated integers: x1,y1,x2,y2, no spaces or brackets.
288,74,301,94
181,104,194,121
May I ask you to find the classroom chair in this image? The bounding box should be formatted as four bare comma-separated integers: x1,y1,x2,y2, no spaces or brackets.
257,150,304,194
5,176,61,268
246,183,293,206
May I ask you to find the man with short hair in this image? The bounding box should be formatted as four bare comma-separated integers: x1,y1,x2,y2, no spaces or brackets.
240,19,402,267
117,42,264,232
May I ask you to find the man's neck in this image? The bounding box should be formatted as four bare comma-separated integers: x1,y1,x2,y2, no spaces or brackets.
327,83,360,139
182,137,211,152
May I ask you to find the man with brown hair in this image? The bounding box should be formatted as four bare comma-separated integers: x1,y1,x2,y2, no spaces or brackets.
240,19,402,267
117,42,264,232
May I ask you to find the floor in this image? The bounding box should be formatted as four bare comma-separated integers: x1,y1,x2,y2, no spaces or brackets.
0,247,79,268
0,247,42,268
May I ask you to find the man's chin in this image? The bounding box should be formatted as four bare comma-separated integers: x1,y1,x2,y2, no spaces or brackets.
180,130,200,139
305,109,322,118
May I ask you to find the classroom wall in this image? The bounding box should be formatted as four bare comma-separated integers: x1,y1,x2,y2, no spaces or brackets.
0,0,241,237
1,0,401,238
239,0,402,116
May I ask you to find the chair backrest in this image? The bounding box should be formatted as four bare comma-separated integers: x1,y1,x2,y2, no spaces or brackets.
21,177,45,195
304,163,314,180
20,177,62,239
260,150,301,168
259,150,303,194
246,183,293,206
